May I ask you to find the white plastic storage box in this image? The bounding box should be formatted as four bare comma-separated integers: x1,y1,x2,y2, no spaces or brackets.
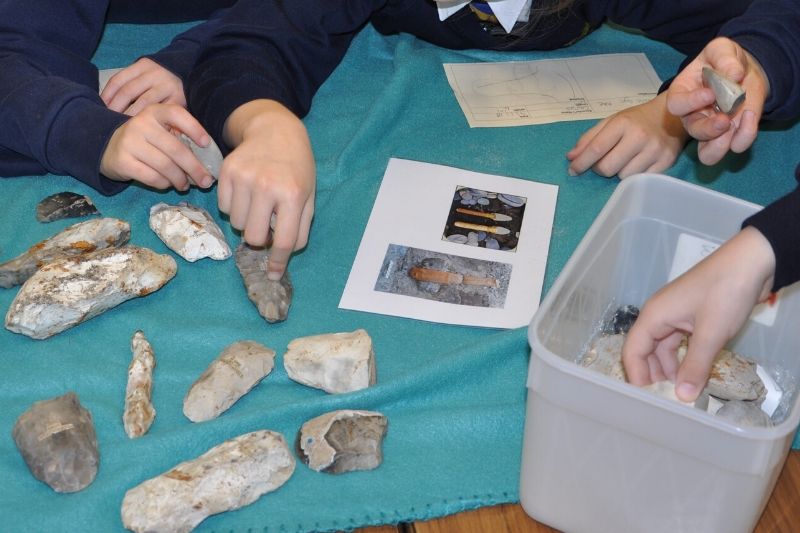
521,174,800,533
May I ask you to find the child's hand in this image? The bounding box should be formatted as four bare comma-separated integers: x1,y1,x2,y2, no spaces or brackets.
566,92,688,178
101,58,186,116
622,226,776,402
666,37,769,165
100,103,214,191
221,100,315,280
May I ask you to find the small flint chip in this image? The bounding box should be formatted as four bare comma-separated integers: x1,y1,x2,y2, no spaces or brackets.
36,192,99,223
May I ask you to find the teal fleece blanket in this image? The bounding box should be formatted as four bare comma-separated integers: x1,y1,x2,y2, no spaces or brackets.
0,21,798,533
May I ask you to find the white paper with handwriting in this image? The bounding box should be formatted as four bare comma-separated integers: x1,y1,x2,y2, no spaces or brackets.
444,53,661,127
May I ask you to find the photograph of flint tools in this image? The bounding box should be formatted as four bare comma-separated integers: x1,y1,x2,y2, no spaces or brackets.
702,66,746,116
454,221,511,235
409,266,498,287
455,208,512,221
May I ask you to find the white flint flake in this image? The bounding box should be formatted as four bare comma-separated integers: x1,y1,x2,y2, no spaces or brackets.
183,340,276,422
149,202,231,262
121,430,295,533
123,331,156,438
284,329,376,394
297,409,388,473
5,245,177,339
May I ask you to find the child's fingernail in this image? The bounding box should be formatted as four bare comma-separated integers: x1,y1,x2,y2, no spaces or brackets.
676,382,698,401
267,270,282,281
201,175,213,188
200,135,211,147
567,167,577,176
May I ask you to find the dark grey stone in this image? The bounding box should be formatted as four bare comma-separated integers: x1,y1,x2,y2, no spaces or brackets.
12,392,99,493
235,243,292,323
36,192,99,223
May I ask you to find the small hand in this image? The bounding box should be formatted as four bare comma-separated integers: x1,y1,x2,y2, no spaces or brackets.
566,92,688,178
666,37,769,165
101,58,186,116
220,100,316,280
100,103,214,190
622,227,775,402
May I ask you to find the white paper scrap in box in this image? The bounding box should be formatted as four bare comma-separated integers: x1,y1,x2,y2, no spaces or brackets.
339,158,558,328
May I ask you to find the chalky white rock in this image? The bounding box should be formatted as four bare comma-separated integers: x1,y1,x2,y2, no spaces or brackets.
0,217,130,288
284,329,376,393
121,430,295,533
149,202,231,262
5,245,177,339
183,340,276,422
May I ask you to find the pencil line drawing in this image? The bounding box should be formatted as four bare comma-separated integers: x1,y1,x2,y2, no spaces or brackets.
444,53,661,127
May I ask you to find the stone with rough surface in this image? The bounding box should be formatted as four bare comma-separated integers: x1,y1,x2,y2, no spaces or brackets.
5,245,177,339
36,191,99,223
235,243,292,323
124,331,156,438
12,392,99,493
183,340,276,422
149,202,231,262
581,334,626,381
284,329,376,393
121,430,294,533
678,343,766,402
296,410,388,473
0,218,129,288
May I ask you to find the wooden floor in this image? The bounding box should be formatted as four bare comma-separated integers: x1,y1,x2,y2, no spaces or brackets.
352,450,800,533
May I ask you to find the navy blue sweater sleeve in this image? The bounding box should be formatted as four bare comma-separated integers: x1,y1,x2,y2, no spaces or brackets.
717,0,800,121
743,165,800,291
187,0,387,148
0,1,129,195
146,18,223,86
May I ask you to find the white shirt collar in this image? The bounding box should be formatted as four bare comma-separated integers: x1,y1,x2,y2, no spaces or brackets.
437,0,531,34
